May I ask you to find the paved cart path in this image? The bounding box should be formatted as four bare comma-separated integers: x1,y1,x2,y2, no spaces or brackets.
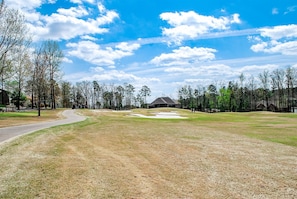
0,110,86,144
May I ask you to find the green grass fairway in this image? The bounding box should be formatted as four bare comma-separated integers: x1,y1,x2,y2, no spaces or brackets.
0,111,37,118
192,111,297,147
130,108,297,147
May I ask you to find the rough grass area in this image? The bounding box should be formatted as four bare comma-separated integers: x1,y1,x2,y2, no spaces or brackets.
187,111,297,147
0,109,65,128
0,108,296,198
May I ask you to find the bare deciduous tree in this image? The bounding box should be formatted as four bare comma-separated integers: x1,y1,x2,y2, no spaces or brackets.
33,44,49,116
0,3,29,81
11,45,32,109
259,70,270,109
42,40,63,109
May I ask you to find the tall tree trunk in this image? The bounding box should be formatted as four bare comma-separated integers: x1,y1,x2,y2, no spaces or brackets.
53,84,56,109
31,89,34,109
17,89,21,110
38,95,41,116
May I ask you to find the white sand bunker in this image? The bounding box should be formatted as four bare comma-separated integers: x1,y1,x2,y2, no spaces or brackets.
131,112,187,119
92,110,132,113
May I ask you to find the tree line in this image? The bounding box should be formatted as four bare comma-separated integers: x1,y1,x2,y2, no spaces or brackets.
60,81,151,110
178,68,297,112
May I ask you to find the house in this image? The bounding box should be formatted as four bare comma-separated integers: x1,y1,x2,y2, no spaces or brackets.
149,97,178,108
0,89,9,105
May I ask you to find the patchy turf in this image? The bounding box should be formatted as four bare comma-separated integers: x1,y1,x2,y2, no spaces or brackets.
0,109,65,128
0,108,296,198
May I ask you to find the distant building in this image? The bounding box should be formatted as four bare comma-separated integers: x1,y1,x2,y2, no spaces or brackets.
0,89,9,105
149,97,179,108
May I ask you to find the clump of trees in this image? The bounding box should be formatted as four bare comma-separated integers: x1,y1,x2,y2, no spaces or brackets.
31,41,63,116
60,81,151,110
0,0,30,107
178,68,297,112
0,1,64,116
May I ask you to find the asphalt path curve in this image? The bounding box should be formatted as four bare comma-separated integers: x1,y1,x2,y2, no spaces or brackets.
0,110,86,145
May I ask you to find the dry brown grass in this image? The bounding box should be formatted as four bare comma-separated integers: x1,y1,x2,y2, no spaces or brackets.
0,109,64,128
0,109,297,198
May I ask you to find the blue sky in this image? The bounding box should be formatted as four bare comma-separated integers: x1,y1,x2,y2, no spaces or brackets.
6,0,297,101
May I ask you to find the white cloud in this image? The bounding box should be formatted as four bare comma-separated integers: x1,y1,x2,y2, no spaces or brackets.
258,24,297,40
162,63,282,88
48,0,57,4
97,2,107,13
89,69,139,81
160,11,241,44
151,46,216,66
89,67,160,85
164,64,235,77
5,0,41,10
57,6,89,17
96,9,119,25
64,67,160,95
66,41,140,67
63,57,73,64
116,42,140,52
239,64,279,74
80,35,98,41
70,0,95,4
251,24,297,55
231,13,240,24
5,0,42,22
272,8,279,15
264,41,297,55
33,8,118,41
6,0,119,42
284,5,297,15
250,42,268,52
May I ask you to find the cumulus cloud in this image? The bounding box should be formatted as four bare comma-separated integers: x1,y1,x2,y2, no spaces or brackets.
80,35,98,41
164,64,235,77
6,0,119,41
57,6,89,17
5,0,42,22
5,0,41,10
160,11,241,44
116,42,140,52
163,63,281,86
35,8,118,41
151,46,216,66
97,2,107,13
258,24,297,40
252,41,297,55
67,41,140,67
64,67,160,92
63,57,73,64
251,24,297,55
239,64,279,74
89,69,139,81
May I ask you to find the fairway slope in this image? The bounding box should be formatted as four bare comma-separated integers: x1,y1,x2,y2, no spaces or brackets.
0,109,296,198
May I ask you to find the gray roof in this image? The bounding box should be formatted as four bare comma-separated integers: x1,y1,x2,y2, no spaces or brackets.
150,97,176,105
